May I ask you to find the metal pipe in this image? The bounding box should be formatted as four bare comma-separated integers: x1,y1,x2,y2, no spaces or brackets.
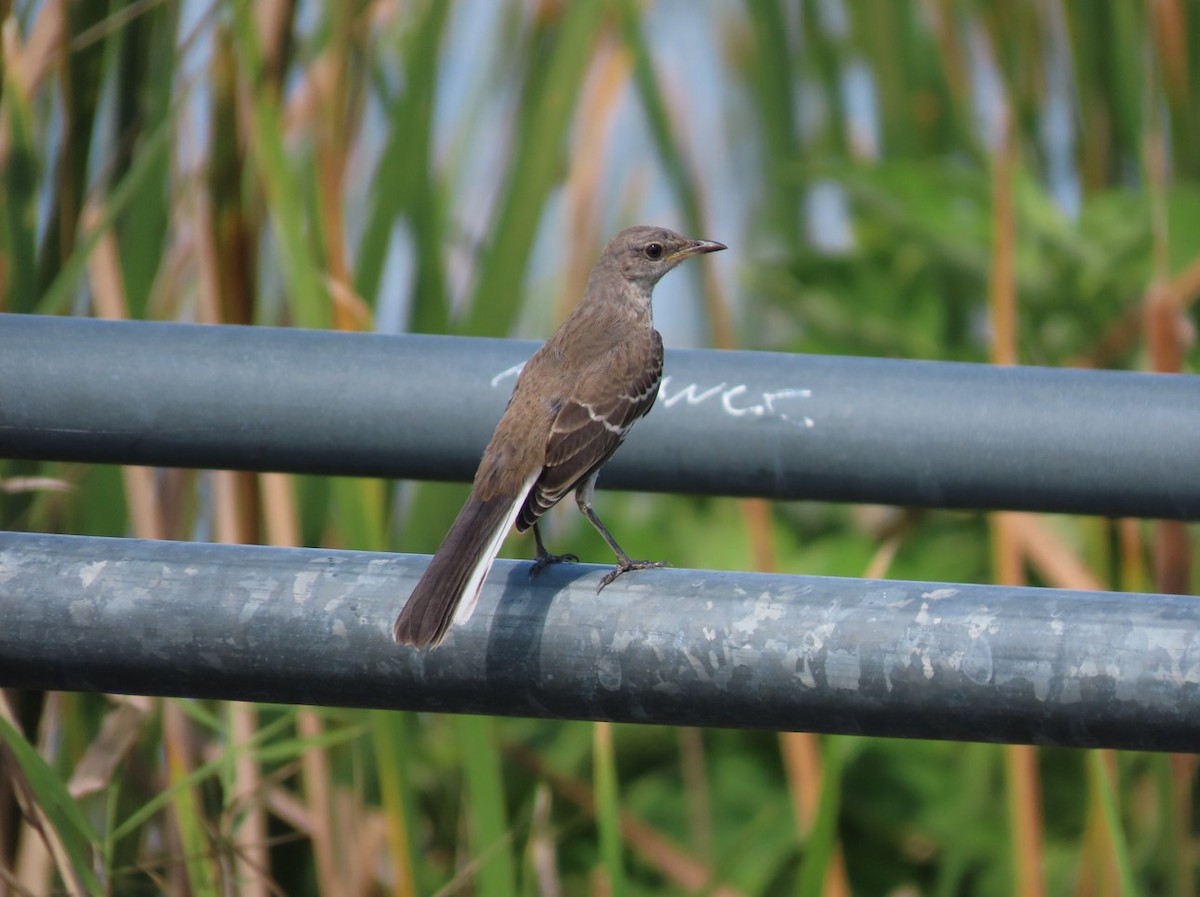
0,313,1197,518
1,531,1196,751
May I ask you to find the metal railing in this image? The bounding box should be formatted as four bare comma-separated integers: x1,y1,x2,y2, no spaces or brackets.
0,314,1197,750
2,313,1197,517
1,531,1196,752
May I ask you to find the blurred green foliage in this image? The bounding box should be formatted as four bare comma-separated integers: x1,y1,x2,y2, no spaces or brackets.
0,1,1197,895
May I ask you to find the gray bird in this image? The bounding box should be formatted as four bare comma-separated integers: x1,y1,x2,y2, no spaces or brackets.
393,225,726,648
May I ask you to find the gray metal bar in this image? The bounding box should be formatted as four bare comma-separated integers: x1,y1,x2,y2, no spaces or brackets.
0,313,1198,518
0,530,1197,751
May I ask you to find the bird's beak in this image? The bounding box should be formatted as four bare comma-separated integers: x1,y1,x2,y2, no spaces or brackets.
670,239,727,262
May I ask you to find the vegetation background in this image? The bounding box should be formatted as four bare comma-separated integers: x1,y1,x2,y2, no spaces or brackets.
1,0,1198,894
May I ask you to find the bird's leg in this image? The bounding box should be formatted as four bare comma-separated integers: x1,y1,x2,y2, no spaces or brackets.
574,476,665,592
529,521,578,578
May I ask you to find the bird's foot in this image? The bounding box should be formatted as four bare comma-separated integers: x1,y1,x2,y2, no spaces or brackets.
596,559,667,593
529,550,579,579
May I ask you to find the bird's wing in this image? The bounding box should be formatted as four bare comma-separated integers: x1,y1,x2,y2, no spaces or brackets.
516,332,663,530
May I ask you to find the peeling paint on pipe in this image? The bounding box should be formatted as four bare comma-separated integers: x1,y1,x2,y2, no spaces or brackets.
2,532,1197,751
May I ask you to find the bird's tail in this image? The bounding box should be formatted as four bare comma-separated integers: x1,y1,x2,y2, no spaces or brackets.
393,479,533,648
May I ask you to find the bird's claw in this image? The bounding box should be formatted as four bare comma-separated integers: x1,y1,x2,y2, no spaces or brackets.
596,560,667,593
529,551,579,579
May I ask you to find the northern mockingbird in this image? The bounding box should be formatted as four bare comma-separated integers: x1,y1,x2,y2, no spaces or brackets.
393,225,726,648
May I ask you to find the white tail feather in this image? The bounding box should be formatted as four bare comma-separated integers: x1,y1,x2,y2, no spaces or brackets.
452,472,538,626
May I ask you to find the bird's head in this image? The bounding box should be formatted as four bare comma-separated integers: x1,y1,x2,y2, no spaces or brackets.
597,225,726,292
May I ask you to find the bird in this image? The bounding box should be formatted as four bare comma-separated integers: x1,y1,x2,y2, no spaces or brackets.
393,225,726,648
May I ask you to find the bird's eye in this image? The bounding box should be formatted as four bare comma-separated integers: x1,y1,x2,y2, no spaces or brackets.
644,242,664,260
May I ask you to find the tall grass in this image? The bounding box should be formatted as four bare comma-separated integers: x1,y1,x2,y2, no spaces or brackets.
1,1,1197,894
